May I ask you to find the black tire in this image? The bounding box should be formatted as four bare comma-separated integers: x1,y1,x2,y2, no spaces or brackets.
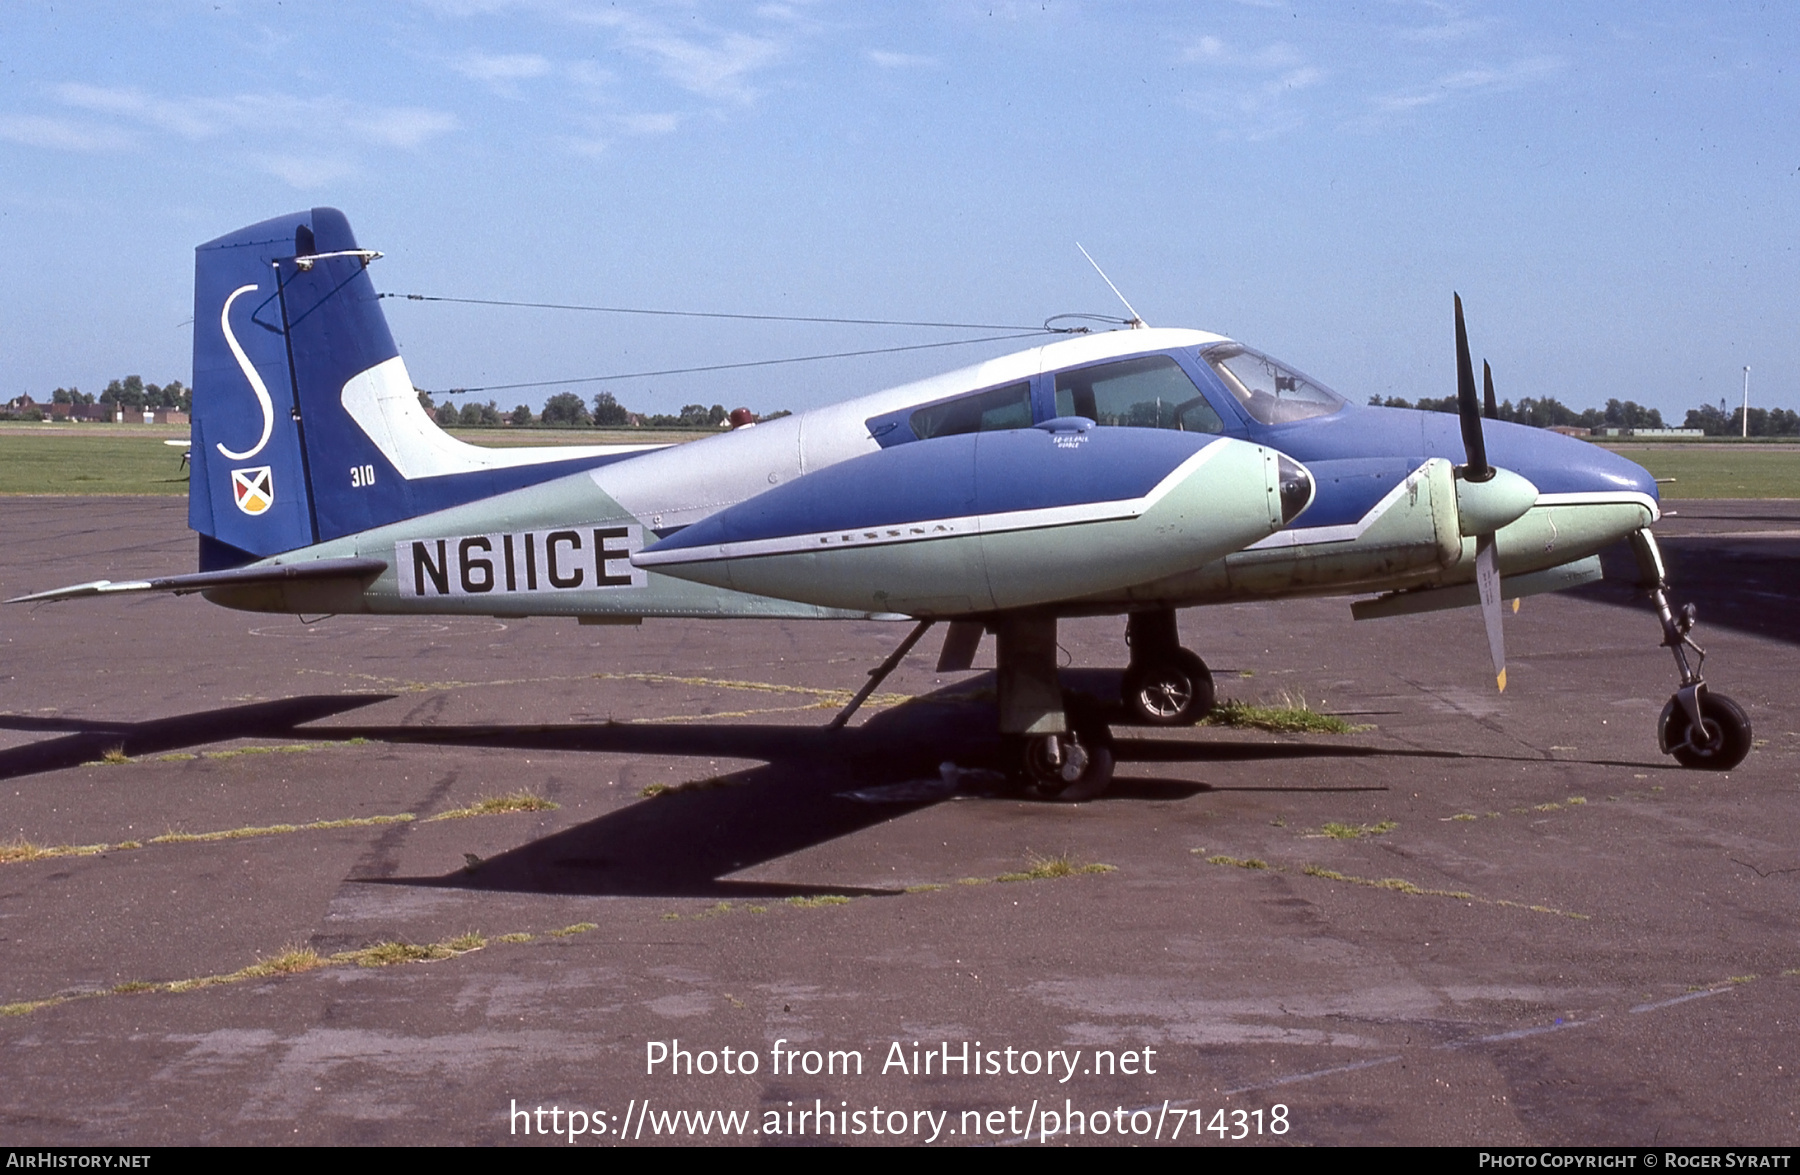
1660,692,1752,771
1015,727,1115,802
1121,650,1215,726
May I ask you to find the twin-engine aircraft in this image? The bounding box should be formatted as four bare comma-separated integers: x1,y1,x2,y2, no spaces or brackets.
10,208,1751,798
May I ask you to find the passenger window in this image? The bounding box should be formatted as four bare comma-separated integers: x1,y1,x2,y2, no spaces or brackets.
1053,355,1222,434
1203,344,1344,425
909,381,1033,440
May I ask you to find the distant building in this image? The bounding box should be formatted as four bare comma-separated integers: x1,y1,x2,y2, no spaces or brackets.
1591,427,1702,438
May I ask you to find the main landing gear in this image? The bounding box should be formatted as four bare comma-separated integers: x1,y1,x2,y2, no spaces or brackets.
995,615,1116,801
1632,528,1752,771
1121,610,1215,727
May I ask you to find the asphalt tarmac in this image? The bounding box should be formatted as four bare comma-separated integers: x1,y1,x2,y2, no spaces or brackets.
1,497,1796,1146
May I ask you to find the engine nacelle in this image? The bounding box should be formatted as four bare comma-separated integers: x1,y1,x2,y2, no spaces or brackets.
634,424,1309,616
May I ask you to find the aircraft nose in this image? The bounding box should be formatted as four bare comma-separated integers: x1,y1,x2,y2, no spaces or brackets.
1277,454,1314,524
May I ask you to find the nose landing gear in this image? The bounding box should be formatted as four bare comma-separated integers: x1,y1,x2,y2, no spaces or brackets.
1633,528,1751,771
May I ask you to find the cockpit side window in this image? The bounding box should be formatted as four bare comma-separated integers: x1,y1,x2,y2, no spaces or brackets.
1202,344,1345,425
1053,355,1223,434
908,380,1033,440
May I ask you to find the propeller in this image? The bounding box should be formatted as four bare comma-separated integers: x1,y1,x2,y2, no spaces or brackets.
1453,293,1492,483
1454,293,1506,692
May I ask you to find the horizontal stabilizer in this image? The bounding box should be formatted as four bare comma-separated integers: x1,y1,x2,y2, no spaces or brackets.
6,557,387,605
1349,556,1601,621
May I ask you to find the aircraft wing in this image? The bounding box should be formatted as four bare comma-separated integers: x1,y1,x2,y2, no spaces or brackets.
6,557,388,605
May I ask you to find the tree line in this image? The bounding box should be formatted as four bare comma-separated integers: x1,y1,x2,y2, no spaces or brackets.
2,376,192,420
414,390,789,430
1368,394,1800,437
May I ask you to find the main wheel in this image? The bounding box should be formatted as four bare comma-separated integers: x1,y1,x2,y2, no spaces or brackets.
1121,650,1215,726
1659,691,1752,771
1015,728,1115,802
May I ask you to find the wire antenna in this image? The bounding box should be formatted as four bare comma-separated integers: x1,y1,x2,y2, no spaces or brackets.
1075,243,1147,328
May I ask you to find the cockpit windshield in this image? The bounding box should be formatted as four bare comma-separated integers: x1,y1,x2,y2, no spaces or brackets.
1202,344,1345,426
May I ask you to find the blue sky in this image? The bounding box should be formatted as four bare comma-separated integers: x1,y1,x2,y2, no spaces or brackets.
1,1,1793,420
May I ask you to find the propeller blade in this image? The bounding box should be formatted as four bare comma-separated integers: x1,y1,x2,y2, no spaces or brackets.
1475,535,1507,692
1483,359,1498,420
1454,293,1491,481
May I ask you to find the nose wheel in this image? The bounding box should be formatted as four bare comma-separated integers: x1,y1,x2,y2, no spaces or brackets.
1632,529,1752,772
1659,688,1751,771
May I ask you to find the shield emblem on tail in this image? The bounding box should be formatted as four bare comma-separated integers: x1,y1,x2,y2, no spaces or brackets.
231,466,274,516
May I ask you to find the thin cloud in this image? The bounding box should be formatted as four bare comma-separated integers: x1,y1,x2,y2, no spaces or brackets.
1182,35,1305,71
350,108,461,149
1397,17,1498,46
256,152,362,189
0,113,135,153
51,84,458,150
868,49,938,70
452,52,555,84
615,111,682,135
1178,35,1325,141
550,7,792,104
1370,55,1562,114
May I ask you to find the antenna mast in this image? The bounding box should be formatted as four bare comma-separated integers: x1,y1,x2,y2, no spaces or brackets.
1076,243,1147,328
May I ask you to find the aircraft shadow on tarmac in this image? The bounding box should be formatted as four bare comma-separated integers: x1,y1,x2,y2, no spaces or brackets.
326,673,1578,901
1572,533,1800,648
0,695,396,781
1,675,1669,897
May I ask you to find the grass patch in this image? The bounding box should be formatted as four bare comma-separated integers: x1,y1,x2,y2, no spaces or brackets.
1302,864,1472,899
1319,820,1398,840
549,922,598,937
1299,863,1590,919
1451,813,1479,822
427,790,559,820
638,774,741,799
99,746,130,765
1598,444,1800,499
148,813,414,846
995,852,1117,882
0,924,593,1018
2,812,419,867
1203,854,1270,870
785,895,852,908
350,941,453,967
904,884,947,893
0,433,196,496
0,838,110,864
1204,693,1364,734
1,997,67,1017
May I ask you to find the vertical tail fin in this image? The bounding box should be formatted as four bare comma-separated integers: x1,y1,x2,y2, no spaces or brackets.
189,208,658,569
190,211,322,566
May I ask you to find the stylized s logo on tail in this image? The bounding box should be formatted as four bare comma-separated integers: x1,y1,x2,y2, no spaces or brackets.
215,283,275,461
